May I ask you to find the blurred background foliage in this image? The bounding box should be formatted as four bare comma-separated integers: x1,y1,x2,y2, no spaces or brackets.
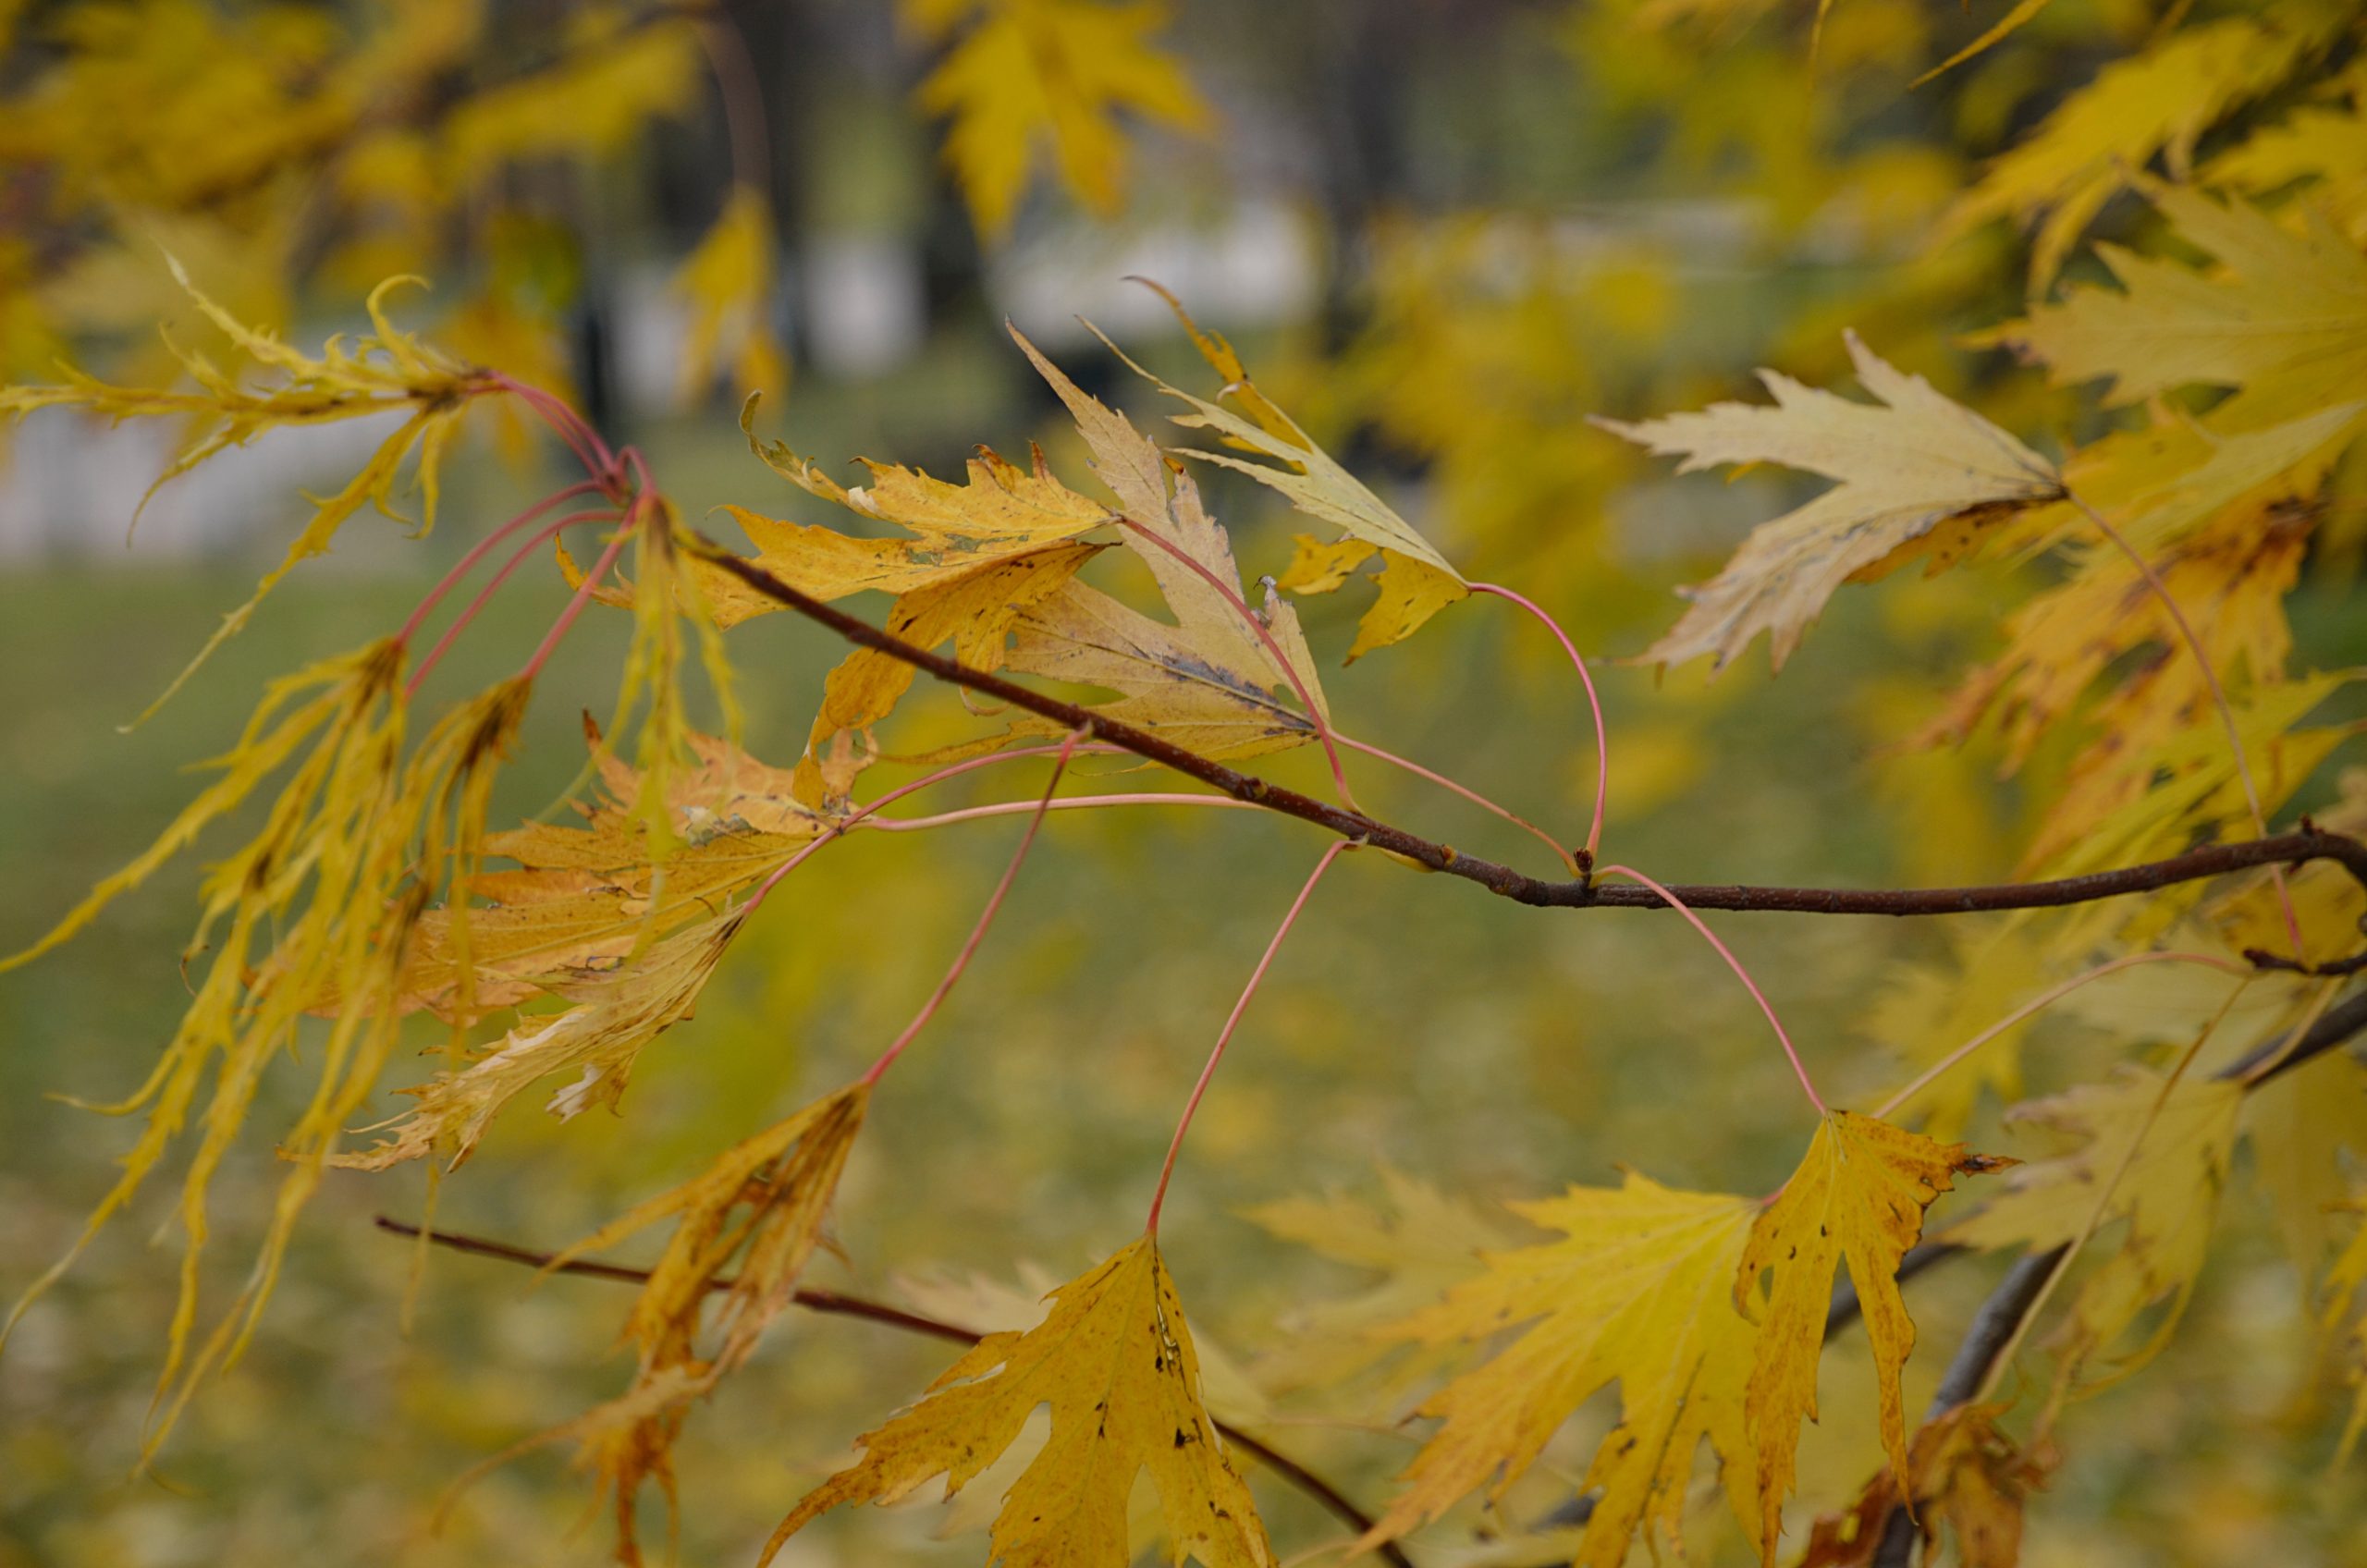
4,0,2366,1563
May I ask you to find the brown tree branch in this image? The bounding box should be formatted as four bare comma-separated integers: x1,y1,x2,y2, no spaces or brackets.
371,1216,1412,1566
693,543,2367,922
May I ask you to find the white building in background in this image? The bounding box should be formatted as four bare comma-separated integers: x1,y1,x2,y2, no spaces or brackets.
0,407,412,564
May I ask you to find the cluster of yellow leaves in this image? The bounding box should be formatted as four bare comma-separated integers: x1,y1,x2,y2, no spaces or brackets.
1356,1114,1999,1566
0,639,530,1451
0,266,783,1464
719,306,1416,799
1095,288,1472,661
1939,6,2355,286
1947,1068,2246,1400
3,0,782,405
900,0,1212,239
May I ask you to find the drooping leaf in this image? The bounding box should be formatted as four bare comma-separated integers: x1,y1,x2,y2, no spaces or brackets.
1600,331,2063,672
1,264,490,717
500,1084,871,1565
1364,1171,1762,1567
763,1235,1274,1568
1737,1112,2001,1555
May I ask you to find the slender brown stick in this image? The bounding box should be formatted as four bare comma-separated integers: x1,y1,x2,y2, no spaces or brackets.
688,539,2367,920
371,1216,1414,1565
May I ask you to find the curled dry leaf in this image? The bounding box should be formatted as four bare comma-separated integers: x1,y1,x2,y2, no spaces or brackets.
1798,1402,2053,1568
467,1083,871,1565
1600,331,2062,674
764,1236,1274,1568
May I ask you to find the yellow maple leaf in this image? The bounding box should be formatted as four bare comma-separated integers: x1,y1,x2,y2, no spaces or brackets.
1364,1171,1763,1568
763,1235,1274,1568
392,725,832,1020
1982,186,2367,435
728,391,1115,617
1945,1068,2245,1391
1601,331,2063,672
908,0,1212,239
1738,1112,1999,1556
795,539,1107,801
1239,1166,1527,1397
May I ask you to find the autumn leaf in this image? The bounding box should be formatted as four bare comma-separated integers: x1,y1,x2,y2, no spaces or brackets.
1937,11,2345,286
393,724,832,1020
337,911,745,1170
1945,1068,2245,1390
722,393,1116,643
1102,295,1470,658
1798,1402,2052,1568
762,1236,1274,1568
1239,1167,1524,1396
1600,331,2063,673
906,0,1212,239
1738,1112,2000,1555
1981,186,2367,435
478,1084,871,1565
1362,1172,1763,1568
795,539,1107,801
1004,325,1330,755
1,263,491,717
673,184,786,401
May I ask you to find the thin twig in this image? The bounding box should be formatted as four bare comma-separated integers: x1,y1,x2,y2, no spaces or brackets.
689,537,2367,921
370,1216,1413,1565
